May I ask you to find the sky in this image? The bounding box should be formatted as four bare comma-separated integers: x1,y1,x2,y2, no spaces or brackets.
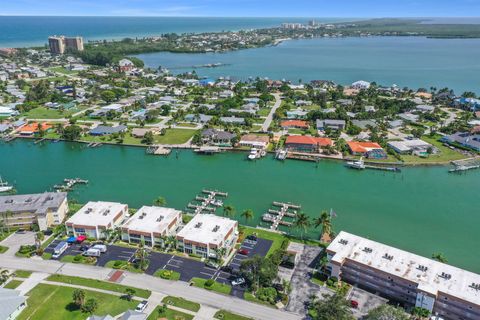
0,0,480,17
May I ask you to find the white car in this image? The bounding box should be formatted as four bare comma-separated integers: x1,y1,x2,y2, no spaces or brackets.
231,277,245,286
135,300,148,312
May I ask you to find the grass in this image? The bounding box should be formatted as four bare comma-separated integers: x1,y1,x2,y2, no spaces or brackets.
190,277,232,295
161,296,200,312
4,279,23,289
104,260,145,273
40,235,57,250
0,230,13,241
24,107,65,119
243,292,274,307
0,245,8,253
15,270,32,278
60,254,96,265
239,226,288,256
46,274,151,299
17,283,137,320
147,306,194,320
214,310,253,320
154,128,197,145
154,269,181,281
42,252,52,260
48,66,78,75
399,135,466,164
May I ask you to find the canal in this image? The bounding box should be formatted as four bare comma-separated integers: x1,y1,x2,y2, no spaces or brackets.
1,140,479,272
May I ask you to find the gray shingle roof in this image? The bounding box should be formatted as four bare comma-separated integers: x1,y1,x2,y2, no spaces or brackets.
0,192,67,216
0,288,26,320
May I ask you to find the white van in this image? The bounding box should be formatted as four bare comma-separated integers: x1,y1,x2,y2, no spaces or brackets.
92,244,107,253
83,248,101,257
52,241,68,259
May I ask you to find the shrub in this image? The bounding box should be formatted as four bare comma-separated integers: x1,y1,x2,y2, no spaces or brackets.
204,279,215,287
256,287,278,304
159,270,172,279
73,255,83,262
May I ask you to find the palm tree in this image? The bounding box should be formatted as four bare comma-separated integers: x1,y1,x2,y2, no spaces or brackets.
241,209,254,224
432,252,448,263
153,196,166,207
313,210,332,241
222,205,235,218
72,289,85,307
294,213,310,240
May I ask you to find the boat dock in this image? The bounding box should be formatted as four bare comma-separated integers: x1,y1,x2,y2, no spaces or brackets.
449,157,480,173
87,142,103,148
275,149,287,160
262,201,300,231
53,178,88,192
2,135,16,142
146,145,171,156
186,189,228,214
194,146,221,154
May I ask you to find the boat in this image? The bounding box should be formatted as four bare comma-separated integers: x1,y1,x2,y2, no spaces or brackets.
276,149,287,160
0,176,13,193
345,157,365,170
248,148,259,160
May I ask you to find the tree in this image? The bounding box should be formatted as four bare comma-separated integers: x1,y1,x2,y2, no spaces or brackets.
294,213,310,240
81,298,98,314
142,131,154,145
313,210,332,241
310,293,354,320
432,252,448,263
101,90,116,103
61,125,82,141
153,196,166,207
364,304,410,320
72,289,85,308
124,288,136,301
134,240,149,271
241,209,254,224
222,205,235,218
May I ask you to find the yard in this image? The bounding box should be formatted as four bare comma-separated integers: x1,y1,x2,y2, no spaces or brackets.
46,274,151,299
4,279,23,289
190,277,232,295
147,306,194,320
400,135,467,164
17,284,137,320
161,296,200,312
214,310,253,320
154,128,198,145
24,106,87,119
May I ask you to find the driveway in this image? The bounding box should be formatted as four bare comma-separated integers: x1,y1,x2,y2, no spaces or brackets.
286,245,329,314
1,231,35,256
261,93,282,132
347,286,388,318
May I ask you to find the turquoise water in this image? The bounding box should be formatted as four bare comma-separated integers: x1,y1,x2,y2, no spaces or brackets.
1,140,479,272
0,16,346,48
139,36,480,93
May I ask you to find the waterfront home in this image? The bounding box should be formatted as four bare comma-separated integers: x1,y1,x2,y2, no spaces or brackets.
66,201,128,239
0,106,19,117
351,80,371,90
220,116,245,125
285,135,333,153
201,129,236,146
454,97,480,111
100,103,124,113
441,132,480,151
387,139,432,155
16,122,52,136
176,214,238,259
343,88,360,96
239,134,270,149
326,231,480,320
286,109,308,119
131,128,158,138
316,119,346,131
0,288,27,320
0,192,68,231
118,59,134,72
415,91,433,101
281,120,309,130
121,206,182,247
0,123,11,134
89,125,127,136
347,141,387,159
310,80,336,89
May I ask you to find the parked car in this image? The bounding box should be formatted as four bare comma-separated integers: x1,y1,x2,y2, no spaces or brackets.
83,248,101,257
79,245,90,252
52,241,68,259
205,260,220,269
92,244,107,253
238,249,249,255
221,265,233,273
231,277,245,286
135,300,148,312
246,235,257,243
350,300,359,309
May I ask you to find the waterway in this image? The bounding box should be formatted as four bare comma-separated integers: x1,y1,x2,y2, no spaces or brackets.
138,36,480,94
1,140,479,272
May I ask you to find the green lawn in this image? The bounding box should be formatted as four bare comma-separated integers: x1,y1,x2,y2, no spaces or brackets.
239,226,288,257
17,284,137,320
49,66,78,75
154,129,197,145
154,269,181,281
257,108,272,117
15,270,32,278
104,260,145,273
46,274,151,299
400,135,466,164
190,278,232,295
4,279,23,289
60,254,96,265
24,107,65,119
214,310,253,320
0,245,8,253
147,306,194,320
161,296,200,312
243,292,274,307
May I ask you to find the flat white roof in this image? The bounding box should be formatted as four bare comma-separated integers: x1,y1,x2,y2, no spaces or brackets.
177,214,237,246
328,231,480,306
122,206,181,235
66,201,127,227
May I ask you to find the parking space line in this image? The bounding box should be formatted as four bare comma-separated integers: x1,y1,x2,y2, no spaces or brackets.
200,272,214,278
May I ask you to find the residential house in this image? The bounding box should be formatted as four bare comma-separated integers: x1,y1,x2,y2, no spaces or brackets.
286,109,308,119
281,120,309,130
285,135,333,153
0,288,27,320
316,119,346,131
441,133,480,151
239,134,270,149
388,139,433,155
89,125,127,136
16,122,52,136
201,129,236,146
347,141,387,159
351,80,371,90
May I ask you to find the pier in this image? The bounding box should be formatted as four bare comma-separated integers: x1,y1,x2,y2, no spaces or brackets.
449,157,480,173
262,201,300,231
194,146,221,154
146,145,171,155
186,189,228,214
53,178,88,192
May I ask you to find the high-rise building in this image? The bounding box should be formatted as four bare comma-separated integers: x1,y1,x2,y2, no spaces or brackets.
48,35,84,54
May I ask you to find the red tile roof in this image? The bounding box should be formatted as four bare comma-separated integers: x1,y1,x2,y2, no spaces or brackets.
285,135,333,147
17,122,52,133
347,141,382,153
281,120,309,128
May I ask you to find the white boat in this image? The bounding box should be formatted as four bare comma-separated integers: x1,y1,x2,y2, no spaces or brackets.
345,158,365,170
0,176,13,193
248,148,259,160
276,149,287,160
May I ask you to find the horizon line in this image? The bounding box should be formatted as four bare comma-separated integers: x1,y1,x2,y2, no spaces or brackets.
0,15,479,18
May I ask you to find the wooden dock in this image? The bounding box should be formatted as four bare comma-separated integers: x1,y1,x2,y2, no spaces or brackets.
450,157,480,173
263,201,300,231
53,178,88,192
186,189,228,214
146,145,171,156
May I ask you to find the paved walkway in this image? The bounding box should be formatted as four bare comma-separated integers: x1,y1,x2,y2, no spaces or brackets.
16,272,49,296
261,93,282,132
194,305,219,319
0,255,301,320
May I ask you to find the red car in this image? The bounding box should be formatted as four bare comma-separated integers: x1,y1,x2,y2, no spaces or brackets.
76,235,87,243
238,249,249,255
350,300,359,309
